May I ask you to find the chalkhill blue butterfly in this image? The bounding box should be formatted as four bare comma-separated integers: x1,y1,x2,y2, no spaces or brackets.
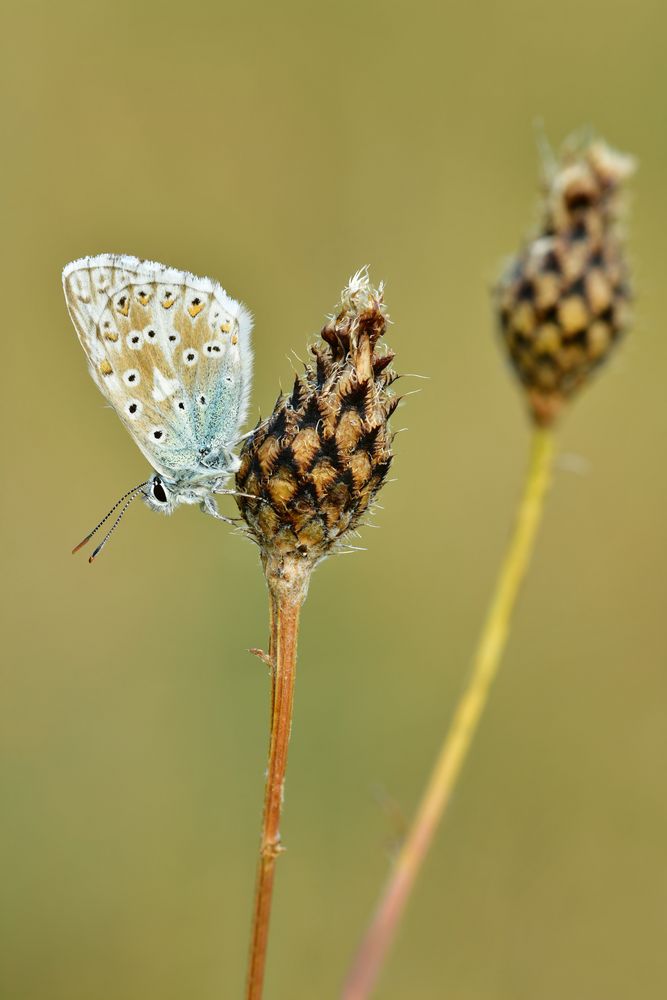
63,254,253,561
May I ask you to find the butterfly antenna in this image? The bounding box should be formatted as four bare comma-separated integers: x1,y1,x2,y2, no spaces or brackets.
87,490,146,564
72,481,149,555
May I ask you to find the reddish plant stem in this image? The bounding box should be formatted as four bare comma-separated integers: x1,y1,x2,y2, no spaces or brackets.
245,556,310,1000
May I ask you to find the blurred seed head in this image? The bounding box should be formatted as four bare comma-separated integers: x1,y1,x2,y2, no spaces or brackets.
495,135,636,426
236,270,398,572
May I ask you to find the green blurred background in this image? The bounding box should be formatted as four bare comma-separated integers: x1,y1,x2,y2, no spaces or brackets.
3,1,667,997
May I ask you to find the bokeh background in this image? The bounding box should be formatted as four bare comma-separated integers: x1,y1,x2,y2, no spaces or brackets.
3,1,667,997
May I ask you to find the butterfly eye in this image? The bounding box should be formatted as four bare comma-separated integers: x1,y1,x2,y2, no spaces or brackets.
152,479,168,504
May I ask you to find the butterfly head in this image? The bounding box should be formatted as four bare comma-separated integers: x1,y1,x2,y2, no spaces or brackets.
72,468,235,562
144,474,175,514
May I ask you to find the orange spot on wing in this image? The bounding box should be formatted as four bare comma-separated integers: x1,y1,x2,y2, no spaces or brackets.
188,302,205,318
220,321,231,333
231,334,238,345
99,360,113,376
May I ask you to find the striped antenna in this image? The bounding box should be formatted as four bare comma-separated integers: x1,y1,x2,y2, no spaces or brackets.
72,481,148,556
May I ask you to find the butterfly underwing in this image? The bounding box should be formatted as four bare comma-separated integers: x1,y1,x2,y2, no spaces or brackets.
63,254,253,556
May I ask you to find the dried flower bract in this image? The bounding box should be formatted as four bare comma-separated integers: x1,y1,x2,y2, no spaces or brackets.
236,270,398,571
239,272,399,998
496,136,636,426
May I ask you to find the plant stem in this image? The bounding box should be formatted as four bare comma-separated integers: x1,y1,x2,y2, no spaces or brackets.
342,425,555,1000
246,555,311,1000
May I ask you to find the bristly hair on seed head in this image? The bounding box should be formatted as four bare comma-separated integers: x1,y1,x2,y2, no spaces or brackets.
495,132,636,427
235,269,399,571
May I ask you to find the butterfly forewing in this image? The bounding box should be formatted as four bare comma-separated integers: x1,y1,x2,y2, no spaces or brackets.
63,255,253,480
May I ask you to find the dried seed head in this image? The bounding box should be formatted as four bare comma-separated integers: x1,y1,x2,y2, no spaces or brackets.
495,136,636,426
236,270,397,570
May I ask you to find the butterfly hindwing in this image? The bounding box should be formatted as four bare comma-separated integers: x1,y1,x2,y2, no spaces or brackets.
63,255,253,480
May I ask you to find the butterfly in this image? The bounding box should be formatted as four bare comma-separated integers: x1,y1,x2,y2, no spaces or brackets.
63,254,253,561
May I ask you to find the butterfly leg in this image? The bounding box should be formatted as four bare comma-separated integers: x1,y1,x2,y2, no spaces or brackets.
200,496,237,525
232,417,271,447
214,488,267,503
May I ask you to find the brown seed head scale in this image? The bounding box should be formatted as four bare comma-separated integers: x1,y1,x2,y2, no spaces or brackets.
235,269,398,588
495,136,636,427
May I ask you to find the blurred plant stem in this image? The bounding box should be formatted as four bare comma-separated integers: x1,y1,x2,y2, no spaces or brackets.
246,554,310,1000
342,426,555,1000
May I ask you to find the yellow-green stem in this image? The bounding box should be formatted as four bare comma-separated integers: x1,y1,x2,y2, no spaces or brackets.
342,425,555,1000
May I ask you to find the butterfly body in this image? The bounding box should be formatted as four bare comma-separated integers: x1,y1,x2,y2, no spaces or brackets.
63,254,253,521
